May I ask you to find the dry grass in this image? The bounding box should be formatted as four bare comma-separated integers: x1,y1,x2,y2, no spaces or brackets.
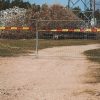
0,39,99,57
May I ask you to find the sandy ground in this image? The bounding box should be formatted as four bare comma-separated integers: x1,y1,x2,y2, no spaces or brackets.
0,44,100,100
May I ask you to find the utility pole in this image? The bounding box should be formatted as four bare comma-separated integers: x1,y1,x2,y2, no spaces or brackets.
84,0,86,11
68,0,71,8
91,0,96,27
90,0,92,10
93,0,95,18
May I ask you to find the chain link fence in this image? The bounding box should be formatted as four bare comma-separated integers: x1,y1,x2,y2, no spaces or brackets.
0,19,100,58
36,20,100,58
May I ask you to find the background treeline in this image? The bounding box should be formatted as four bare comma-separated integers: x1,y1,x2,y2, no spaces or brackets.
0,3,79,39
0,0,31,10
0,0,100,39
0,0,100,20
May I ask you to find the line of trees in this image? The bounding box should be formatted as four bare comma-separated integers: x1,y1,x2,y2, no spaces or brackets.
0,0,31,10
0,0,100,20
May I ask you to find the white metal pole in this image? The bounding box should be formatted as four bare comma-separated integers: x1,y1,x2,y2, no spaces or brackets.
93,0,95,27
36,20,39,57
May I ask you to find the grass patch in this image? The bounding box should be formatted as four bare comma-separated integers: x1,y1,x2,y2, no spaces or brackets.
38,39,100,49
0,39,35,57
84,49,100,83
84,49,100,64
73,89,96,96
0,39,100,57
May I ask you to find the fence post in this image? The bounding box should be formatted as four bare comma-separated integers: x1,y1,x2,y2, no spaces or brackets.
36,20,39,57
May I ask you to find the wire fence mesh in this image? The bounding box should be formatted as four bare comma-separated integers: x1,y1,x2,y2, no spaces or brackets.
0,25,36,57
36,20,100,58
0,19,100,58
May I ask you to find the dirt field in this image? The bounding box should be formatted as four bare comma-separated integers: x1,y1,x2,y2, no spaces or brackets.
0,44,100,100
